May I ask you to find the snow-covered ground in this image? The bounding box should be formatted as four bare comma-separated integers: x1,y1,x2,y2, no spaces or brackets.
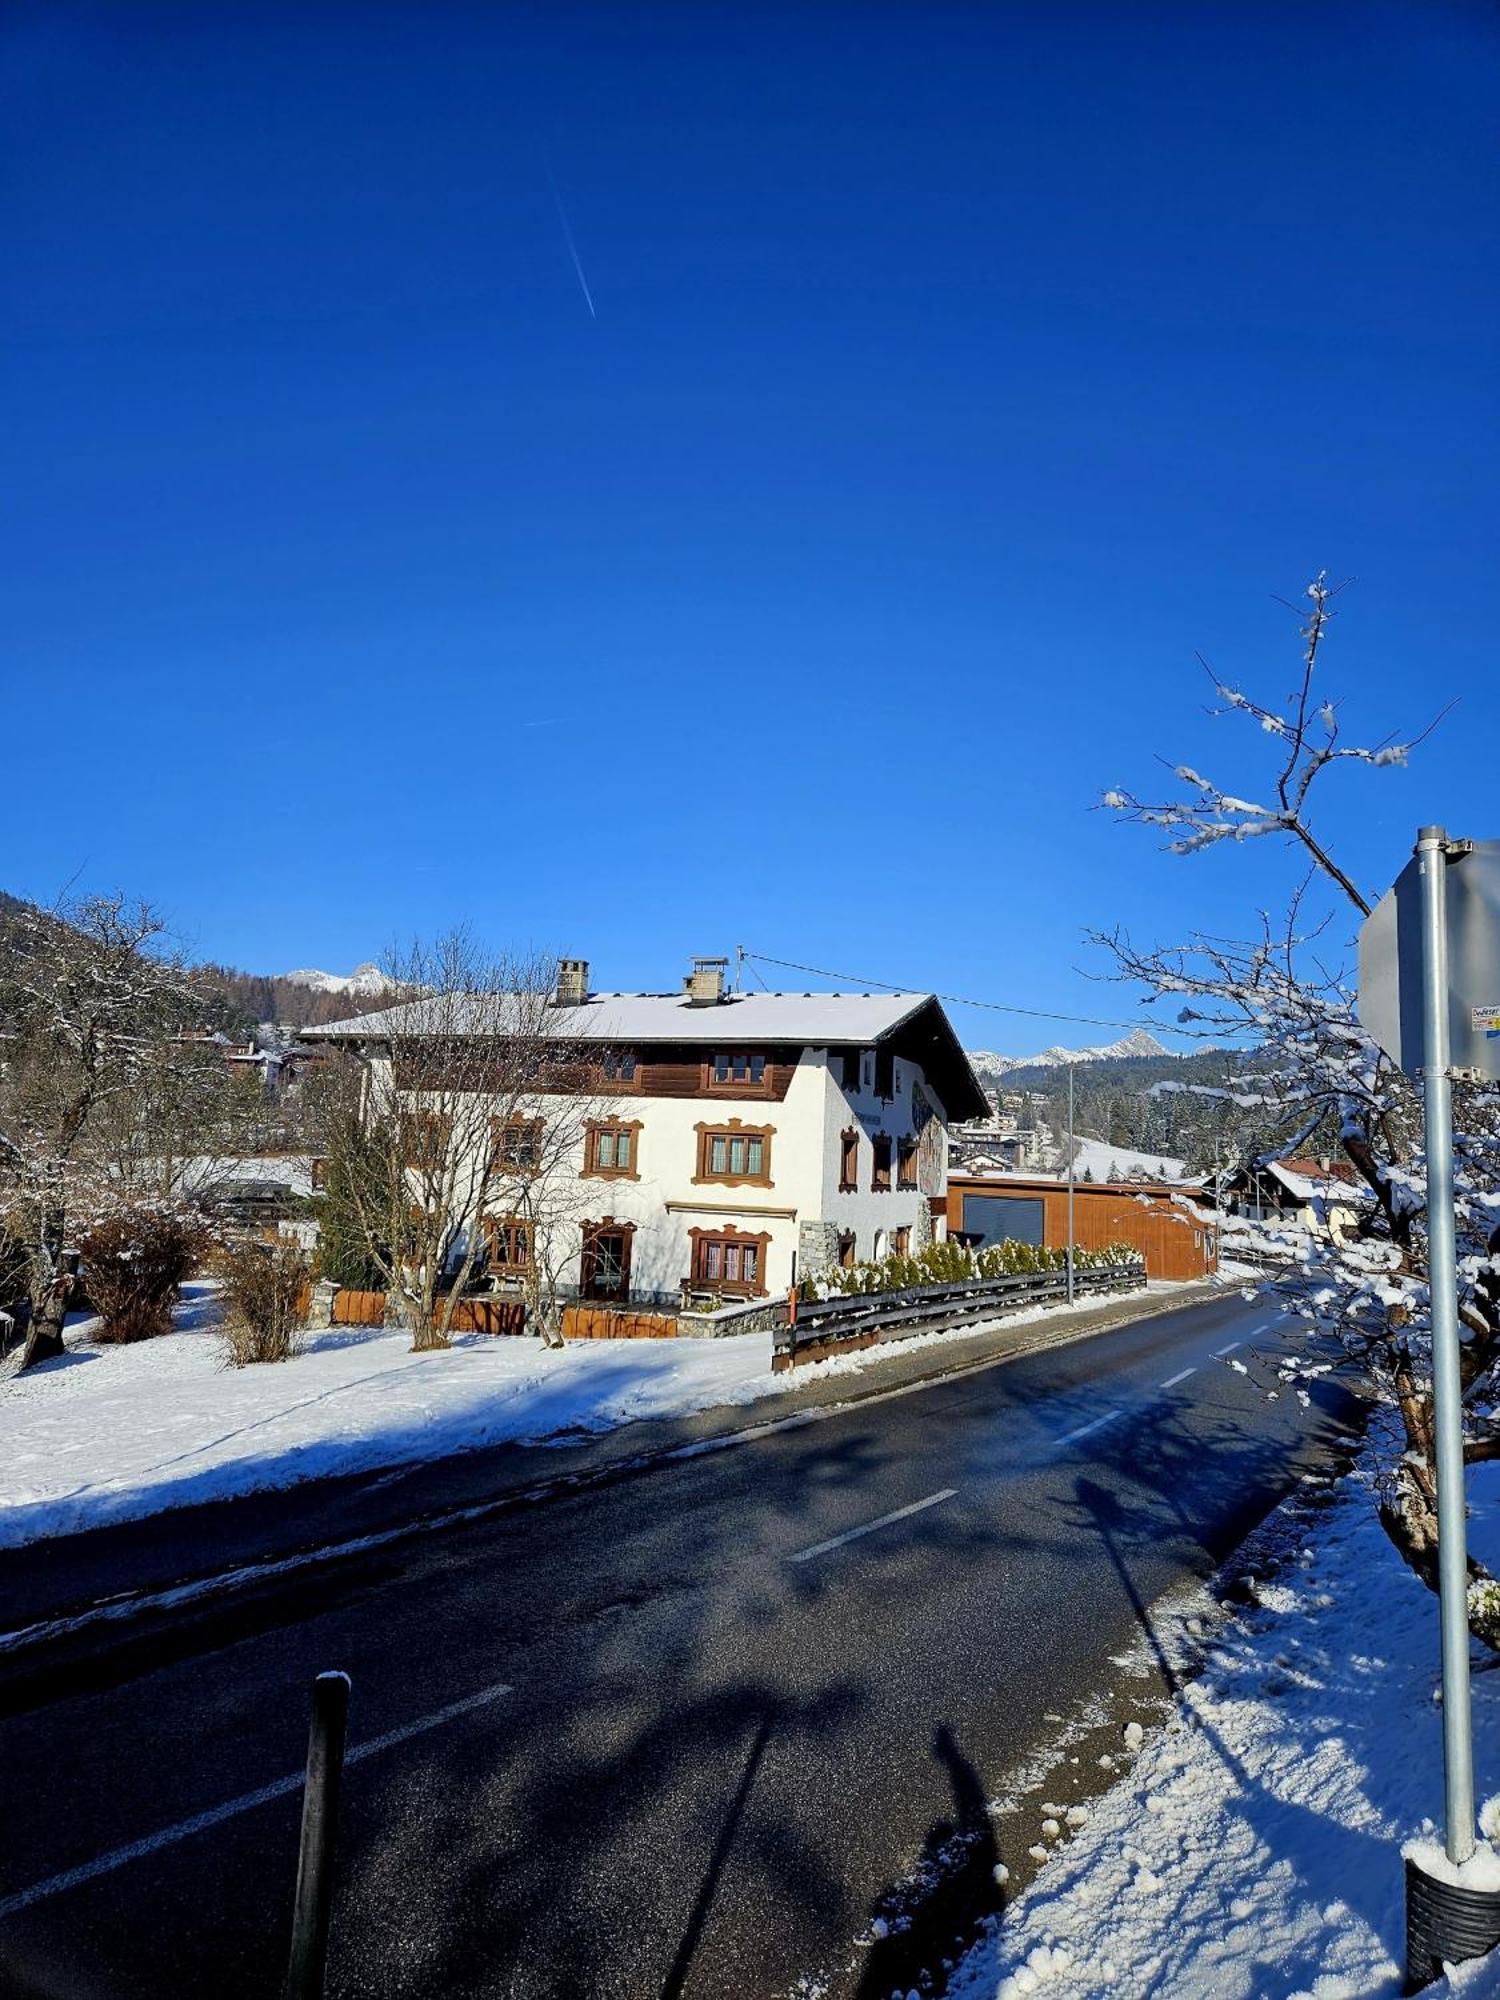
1069,1137,1192,1183
0,1282,1151,1550
942,1452,1500,1999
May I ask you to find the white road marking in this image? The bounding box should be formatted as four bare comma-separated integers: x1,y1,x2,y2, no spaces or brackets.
1160,1368,1196,1389
1215,1341,1241,1357
0,1679,514,1918
788,1489,957,1564
1055,1409,1122,1448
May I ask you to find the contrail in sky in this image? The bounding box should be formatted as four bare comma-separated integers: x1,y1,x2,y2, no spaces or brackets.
545,164,596,319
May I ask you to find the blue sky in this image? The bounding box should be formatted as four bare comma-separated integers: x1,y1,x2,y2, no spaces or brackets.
4,2,1497,1046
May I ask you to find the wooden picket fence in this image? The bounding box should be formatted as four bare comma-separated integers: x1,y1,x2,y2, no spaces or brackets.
560,1304,680,1341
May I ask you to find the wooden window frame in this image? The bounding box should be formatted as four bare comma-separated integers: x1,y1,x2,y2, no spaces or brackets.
840,1048,863,1092
581,1217,635,1302
687,1225,771,1298
404,1110,453,1171
837,1229,857,1270
693,1118,775,1189
702,1050,773,1098
582,1118,643,1181
892,1225,911,1258
484,1215,533,1275
491,1116,543,1173
598,1047,639,1091
897,1136,918,1191
871,1133,893,1193
838,1127,859,1194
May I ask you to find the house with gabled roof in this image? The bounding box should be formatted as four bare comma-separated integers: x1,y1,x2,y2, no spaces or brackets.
306,956,987,1311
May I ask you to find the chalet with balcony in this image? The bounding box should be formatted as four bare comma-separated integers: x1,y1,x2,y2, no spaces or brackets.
308,956,987,1309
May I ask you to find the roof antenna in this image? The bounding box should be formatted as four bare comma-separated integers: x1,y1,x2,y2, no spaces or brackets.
734,943,745,995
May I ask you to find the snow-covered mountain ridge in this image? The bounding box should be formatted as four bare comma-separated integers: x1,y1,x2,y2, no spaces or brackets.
967,1027,1169,1074
279,962,394,997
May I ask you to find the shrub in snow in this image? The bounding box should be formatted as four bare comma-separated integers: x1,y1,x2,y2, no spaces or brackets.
811,1235,1138,1299
77,1205,209,1345
1101,576,1500,1647
218,1236,311,1366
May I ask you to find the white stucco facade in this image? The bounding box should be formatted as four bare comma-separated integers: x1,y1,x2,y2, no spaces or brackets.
311,983,985,1310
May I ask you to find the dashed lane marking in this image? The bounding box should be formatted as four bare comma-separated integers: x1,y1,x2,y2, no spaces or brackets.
788,1489,958,1564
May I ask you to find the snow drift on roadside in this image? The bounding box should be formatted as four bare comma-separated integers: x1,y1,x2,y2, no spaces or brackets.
945,1461,1500,1998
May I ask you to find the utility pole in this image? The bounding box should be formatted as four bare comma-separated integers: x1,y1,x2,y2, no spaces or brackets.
1065,1061,1075,1305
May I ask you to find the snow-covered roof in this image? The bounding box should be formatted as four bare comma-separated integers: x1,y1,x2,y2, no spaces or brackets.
1265,1159,1370,1205
305,988,990,1119
308,988,931,1046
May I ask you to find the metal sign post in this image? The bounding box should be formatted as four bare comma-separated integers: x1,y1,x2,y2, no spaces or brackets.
1415,829,1475,1863
1362,826,1500,1977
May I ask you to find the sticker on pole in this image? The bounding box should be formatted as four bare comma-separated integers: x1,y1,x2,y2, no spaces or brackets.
1358,839,1500,1081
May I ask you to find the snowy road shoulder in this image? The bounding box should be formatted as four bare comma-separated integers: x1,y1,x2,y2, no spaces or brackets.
944,1457,1500,2000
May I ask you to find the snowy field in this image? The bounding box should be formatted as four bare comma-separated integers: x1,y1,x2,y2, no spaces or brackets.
0,1282,1149,1549
943,1452,1500,1999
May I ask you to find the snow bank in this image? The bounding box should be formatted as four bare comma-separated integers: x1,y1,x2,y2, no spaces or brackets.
946,1462,1500,1999
0,1290,775,1548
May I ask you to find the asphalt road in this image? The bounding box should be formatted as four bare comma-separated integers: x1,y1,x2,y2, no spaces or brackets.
0,1290,1358,2000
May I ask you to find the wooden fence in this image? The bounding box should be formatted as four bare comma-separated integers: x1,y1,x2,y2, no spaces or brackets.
560,1304,680,1341
772,1259,1146,1372
330,1288,388,1328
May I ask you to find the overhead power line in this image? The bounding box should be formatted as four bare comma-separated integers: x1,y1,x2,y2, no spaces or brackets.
735,948,1159,1034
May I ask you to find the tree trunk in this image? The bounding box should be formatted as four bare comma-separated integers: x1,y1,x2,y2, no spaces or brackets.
18,1273,73,1372
1380,1453,1500,1654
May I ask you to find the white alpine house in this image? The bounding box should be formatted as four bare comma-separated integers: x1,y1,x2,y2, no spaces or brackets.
308,957,989,1309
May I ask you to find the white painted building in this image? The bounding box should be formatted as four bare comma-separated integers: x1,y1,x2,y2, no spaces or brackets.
310,958,988,1308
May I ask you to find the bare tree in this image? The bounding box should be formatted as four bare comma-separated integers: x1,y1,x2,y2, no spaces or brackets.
318,934,602,1351
1099,578,1500,1644
0,894,215,1372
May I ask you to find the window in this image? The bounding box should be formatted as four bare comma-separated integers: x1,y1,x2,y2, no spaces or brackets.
404,1111,452,1170
694,1120,774,1186
492,1117,542,1172
892,1226,911,1257
689,1227,770,1296
839,1128,859,1192
583,1120,642,1179
874,1045,895,1100
837,1230,857,1270
485,1217,531,1273
841,1049,863,1091
871,1134,892,1192
601,1047,637,1083
897,1137,918,1190
711,1051,767,1086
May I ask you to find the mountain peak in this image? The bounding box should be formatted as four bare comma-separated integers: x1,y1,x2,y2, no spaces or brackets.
280,963,394,997
966,1027,1170,1075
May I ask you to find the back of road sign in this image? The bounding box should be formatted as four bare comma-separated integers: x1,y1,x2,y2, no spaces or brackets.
1358,839,1500,1081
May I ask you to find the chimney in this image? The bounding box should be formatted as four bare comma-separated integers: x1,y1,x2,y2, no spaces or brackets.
555,958,590,1007
683,955,729,1006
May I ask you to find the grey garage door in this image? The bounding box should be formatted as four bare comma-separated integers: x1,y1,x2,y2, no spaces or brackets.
961,1194,1045,1248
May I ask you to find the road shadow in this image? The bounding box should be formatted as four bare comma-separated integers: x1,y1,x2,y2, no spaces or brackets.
853,1724,1000,2000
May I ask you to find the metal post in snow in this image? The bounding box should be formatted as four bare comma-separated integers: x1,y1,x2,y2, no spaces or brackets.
1066,1062,1076,1306
285,1670,351,2000
1417,825,1476,1865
